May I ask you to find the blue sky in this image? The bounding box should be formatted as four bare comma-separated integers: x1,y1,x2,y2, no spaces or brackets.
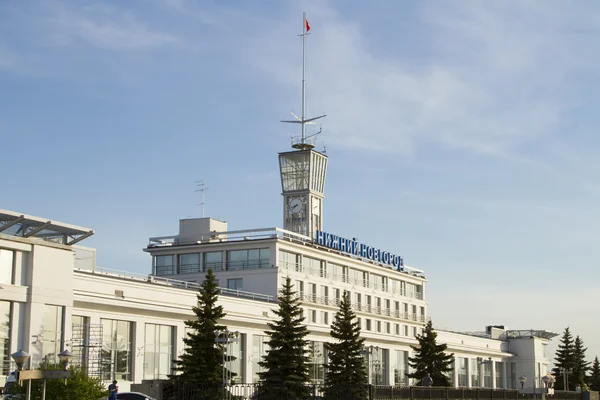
2,0,599,362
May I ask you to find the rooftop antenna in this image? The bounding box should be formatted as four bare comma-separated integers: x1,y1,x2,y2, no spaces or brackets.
281,12,326,150
195,180,208,217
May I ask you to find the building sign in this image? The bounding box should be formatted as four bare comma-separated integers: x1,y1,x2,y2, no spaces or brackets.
315,230,404,270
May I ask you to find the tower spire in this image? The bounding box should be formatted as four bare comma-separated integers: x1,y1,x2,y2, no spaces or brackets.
281,12,326,150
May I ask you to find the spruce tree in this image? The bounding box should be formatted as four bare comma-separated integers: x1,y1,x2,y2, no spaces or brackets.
258,277,310,400
573,336,590,388
324,291,368,400
171,268,228,385
553,327,575,391
589,357,600,391
407,320,454,387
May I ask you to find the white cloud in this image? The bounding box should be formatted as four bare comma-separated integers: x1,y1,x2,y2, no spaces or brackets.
240,1,595,157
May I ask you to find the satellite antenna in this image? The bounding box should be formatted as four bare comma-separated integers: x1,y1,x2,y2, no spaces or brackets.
195,180,208,217
281,12,326,150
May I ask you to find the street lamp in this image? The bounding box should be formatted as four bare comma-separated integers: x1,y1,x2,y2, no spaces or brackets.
559,368,572,391
519,375,527,390
11,350,32,400
58,350,73,384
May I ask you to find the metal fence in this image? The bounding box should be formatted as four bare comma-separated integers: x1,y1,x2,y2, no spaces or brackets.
163,383,527,400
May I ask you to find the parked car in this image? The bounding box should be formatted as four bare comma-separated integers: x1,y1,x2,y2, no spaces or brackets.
115,392,156,400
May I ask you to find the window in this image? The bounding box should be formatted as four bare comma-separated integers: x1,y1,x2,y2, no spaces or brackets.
483,362,493,387
307,341,326,384
458,357,468,387
252,335,269,383
204,252,223,271
101,319,133,381
227,278,243,290
43,305,64,363
311,310,317,323
296,280,304,297
309,283,317,302
0,301,11,375
394,350,409,386
420,306,425,320
334,288,340,304
0,249,14,285
386,322,391,334
71,315,91,373
395,324,400,335
385,299,391,313
356,293,362,306
179,253,201,274
376,321,381,332
279,250,300,271
227,248,270,270
154,255,175,275
366,295,372,312
319,263,328,278
362,271,369,287
495,362,505,388
366,319,372,331
412,326,417,337
376,297,382,313
470,358,480,387
322,312,328,325
412,305,417,320
403,325,408,336
303,257,322,275
321,285,329,302
144,324,173,380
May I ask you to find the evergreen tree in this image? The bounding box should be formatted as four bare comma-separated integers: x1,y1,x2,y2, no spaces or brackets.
573,336,590,388
407,320,454,387
171,268,229,385
588,357,600,391
553,327,575,391
258,277,310,400
324,291,368,400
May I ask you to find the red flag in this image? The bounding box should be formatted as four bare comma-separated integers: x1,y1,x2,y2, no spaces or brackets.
305,18,310,32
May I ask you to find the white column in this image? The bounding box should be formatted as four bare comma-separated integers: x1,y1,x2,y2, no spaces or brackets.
132,319,145,383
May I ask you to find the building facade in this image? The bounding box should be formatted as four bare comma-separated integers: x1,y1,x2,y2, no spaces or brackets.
0,209,555,393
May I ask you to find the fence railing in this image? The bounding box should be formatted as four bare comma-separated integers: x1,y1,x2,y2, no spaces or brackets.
163,383,527,400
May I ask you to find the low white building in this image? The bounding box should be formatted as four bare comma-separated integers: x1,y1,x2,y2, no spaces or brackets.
0,209,556,393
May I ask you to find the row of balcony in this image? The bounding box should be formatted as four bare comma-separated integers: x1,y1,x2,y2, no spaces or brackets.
299,294,427,323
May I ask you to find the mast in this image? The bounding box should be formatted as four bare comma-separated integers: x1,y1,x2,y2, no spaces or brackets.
281,12,326,150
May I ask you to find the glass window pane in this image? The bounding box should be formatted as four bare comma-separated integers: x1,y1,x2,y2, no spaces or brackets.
0,250,13,285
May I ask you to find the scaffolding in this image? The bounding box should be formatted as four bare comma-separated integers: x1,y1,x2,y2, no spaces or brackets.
71,323,103,378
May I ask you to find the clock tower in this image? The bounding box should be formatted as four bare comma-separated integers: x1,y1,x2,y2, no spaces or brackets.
278,13,328,238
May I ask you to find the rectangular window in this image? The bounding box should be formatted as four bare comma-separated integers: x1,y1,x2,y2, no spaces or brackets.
394,350,409,386
179,253,201,274
71,315,91,374
470,358,480,387
227,278,243,290
458,357,468,387
495,362,505,388
322,312,328,325
385,299,391,313
412,305,417,320
356,293,362,306
227,248,270,270
376,321,381,332
252,335,269,383
0,301,11,375
296,280,304,298
366,295,372,312
386,322,390,334
321,285,329,302
0,249,14,285
334,288,340,304
101,319,133,381
311,310,317,323
307,341,326,384
279,250,300,271
420,306,425,321
484,362,493,387
43,305,64,364
381,276,387,291
366,319,372,331
154,255,175,275
204,251,223,271
362,271,369,287
309,283,317,302
303,257,322,275
403,325,408,336
319,263,328,278
144,324,174,380
376,297,382,313
412,326,417,337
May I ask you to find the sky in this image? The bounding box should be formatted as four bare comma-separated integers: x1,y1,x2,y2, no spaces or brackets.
2,0,600,364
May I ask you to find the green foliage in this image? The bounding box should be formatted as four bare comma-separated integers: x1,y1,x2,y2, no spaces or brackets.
323,291,368,400
407,320,454,387
171,268,230,385
257,277,310,400
553,327,575,390
589,357,600,391
573,336,590,387
13,364,108,400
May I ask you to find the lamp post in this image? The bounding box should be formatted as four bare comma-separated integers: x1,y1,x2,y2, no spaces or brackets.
58,350,73,384
519,375,527,390
11,350,32,400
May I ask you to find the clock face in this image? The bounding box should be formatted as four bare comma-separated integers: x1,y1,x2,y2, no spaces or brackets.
289,197,303,214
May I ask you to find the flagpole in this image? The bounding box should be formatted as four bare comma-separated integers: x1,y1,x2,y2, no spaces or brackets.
301,11,307,145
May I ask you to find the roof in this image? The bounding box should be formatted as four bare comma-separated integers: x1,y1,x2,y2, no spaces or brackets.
0,209,94,246
501,330,559,340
